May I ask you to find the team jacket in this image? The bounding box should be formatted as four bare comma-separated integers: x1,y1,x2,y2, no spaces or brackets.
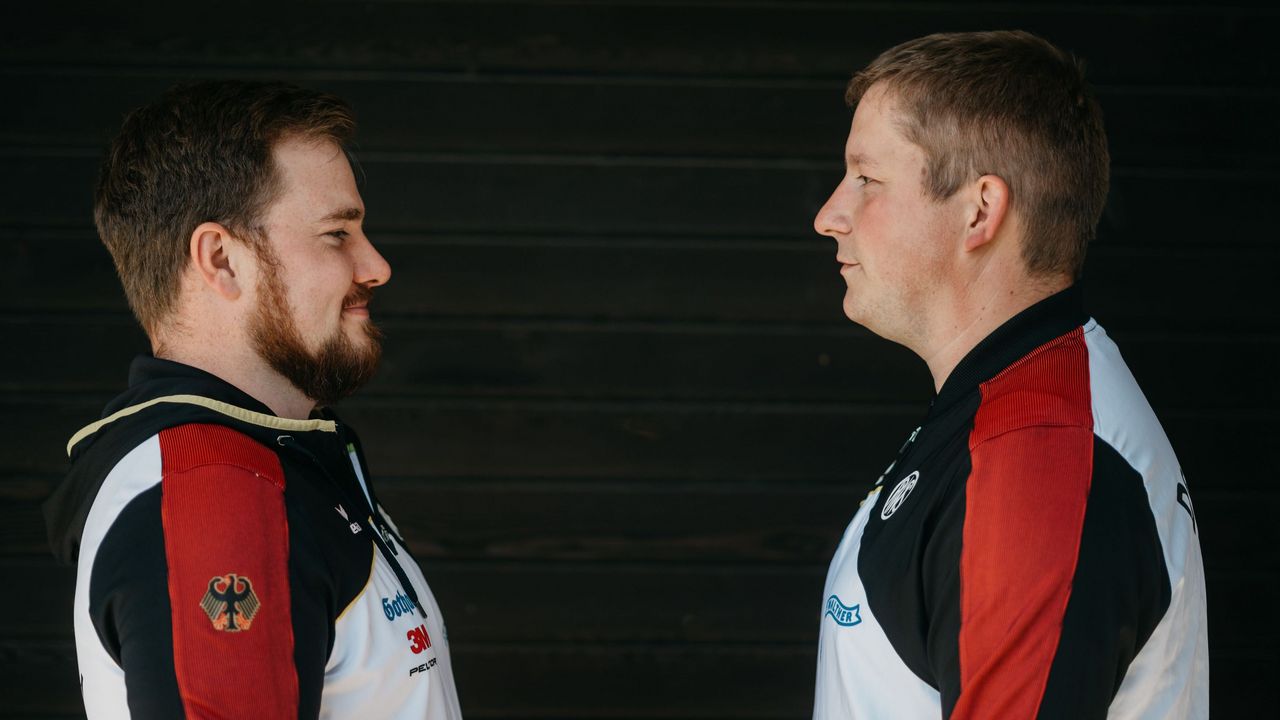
814,286,1208,719
44,356,462,719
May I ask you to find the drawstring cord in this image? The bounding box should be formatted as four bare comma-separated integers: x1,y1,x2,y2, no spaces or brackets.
277,434,427,619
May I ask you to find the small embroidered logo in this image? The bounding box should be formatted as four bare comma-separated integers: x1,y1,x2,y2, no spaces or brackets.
335,504,361,534
880,471,919,520
200,573,261,632
824,595,863,627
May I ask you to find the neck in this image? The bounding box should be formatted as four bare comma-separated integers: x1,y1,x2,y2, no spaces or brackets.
916,271,1070,393
154,331,316,420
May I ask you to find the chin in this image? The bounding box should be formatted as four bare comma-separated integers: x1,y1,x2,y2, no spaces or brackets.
842,300,892,342
842,295,867,326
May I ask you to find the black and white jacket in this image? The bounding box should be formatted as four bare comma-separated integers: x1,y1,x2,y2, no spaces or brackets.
45,356,462,719
814,287,1208,719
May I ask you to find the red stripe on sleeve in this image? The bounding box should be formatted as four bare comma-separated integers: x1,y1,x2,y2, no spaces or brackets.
160,423,298,719
953,328,1093,720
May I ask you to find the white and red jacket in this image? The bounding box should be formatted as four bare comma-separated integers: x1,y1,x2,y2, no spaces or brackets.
814,286,1208,719
44,357,462,719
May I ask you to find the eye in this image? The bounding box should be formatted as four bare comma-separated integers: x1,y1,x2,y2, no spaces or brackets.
325,229,349,242
854,175,874,187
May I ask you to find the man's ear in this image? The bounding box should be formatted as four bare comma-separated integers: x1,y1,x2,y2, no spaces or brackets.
189,222,246,301
962,174,1011,253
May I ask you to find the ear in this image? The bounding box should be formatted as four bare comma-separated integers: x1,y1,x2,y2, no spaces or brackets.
189,222,246,301
962,174,1011,253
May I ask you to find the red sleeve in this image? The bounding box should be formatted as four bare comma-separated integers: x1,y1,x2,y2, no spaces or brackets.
160,424,299,718
950,327,1095,719
951,424,1093,719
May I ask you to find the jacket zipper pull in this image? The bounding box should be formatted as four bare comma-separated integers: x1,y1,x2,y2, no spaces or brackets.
279,433,424,618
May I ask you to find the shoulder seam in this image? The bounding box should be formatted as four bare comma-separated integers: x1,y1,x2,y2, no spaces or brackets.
972,422,1093,451
165,460,283,485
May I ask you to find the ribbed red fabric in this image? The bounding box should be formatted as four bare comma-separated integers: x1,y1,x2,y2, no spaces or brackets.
953,328,1093,720
160,423,298,719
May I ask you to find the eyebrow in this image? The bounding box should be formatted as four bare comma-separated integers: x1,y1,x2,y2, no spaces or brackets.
319,207,364,223
846,152,878,168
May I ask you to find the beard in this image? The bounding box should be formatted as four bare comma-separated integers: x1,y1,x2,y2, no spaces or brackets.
249,256,383,410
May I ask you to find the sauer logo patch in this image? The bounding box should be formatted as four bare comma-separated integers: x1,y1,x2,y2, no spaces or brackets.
200,573,261,632
880,470,919,520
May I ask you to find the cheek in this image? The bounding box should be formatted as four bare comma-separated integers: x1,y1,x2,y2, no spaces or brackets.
298,257,353,301
854,190,895,232
280,275,340,327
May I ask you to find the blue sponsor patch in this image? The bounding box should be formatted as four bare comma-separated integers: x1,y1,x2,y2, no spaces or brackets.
824,595,862,627
382,591,417,621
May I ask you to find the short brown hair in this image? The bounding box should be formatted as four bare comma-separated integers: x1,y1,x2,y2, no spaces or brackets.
846,31,1109,279
94,80,356,335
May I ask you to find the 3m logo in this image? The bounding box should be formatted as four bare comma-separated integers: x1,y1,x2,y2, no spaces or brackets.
824,595,862,627
200,574,261,632
407,624,433,654
880,471,919,520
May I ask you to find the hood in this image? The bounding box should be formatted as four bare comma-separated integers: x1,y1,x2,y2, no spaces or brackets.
43,356,340,565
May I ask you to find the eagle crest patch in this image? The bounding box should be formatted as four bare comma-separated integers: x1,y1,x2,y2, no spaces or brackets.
200,573,261,632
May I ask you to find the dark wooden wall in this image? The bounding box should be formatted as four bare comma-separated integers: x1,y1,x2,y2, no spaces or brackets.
2,2,1276,717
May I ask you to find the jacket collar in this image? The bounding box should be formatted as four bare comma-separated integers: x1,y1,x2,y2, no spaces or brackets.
67,356,336,457
929,284,1088,418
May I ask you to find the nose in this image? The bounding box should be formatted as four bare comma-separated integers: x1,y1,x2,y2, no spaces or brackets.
354,233,392,288
813,182,851,239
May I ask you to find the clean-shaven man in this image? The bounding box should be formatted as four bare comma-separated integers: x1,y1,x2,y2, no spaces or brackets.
812,31,1207,719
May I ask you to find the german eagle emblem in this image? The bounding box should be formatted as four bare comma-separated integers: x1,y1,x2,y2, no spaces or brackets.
200,573,261,632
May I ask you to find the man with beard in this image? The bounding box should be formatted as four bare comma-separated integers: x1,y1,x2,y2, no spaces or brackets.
43,81,463,719
811,32,1207,718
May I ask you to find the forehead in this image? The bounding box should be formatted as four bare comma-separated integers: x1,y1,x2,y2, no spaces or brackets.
846,84,923,169
270,136,362,213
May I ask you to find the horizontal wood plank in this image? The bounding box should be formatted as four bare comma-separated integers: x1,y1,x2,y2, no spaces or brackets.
3,3,1276,86
4,73,1275,169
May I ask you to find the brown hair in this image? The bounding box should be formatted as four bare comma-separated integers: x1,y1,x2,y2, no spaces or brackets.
846,31,1109,279
94,80,356,335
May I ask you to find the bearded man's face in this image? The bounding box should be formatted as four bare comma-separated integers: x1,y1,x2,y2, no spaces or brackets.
246,137,391,409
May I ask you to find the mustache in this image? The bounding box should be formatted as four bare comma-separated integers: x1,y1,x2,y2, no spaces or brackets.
343,284,375,310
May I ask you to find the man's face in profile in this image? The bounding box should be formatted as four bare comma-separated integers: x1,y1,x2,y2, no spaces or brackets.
813,84,966,348
249,136,392,407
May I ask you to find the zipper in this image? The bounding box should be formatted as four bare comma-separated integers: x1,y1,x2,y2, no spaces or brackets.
276,434,428,619
343,438,412,558
874,424,922,488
